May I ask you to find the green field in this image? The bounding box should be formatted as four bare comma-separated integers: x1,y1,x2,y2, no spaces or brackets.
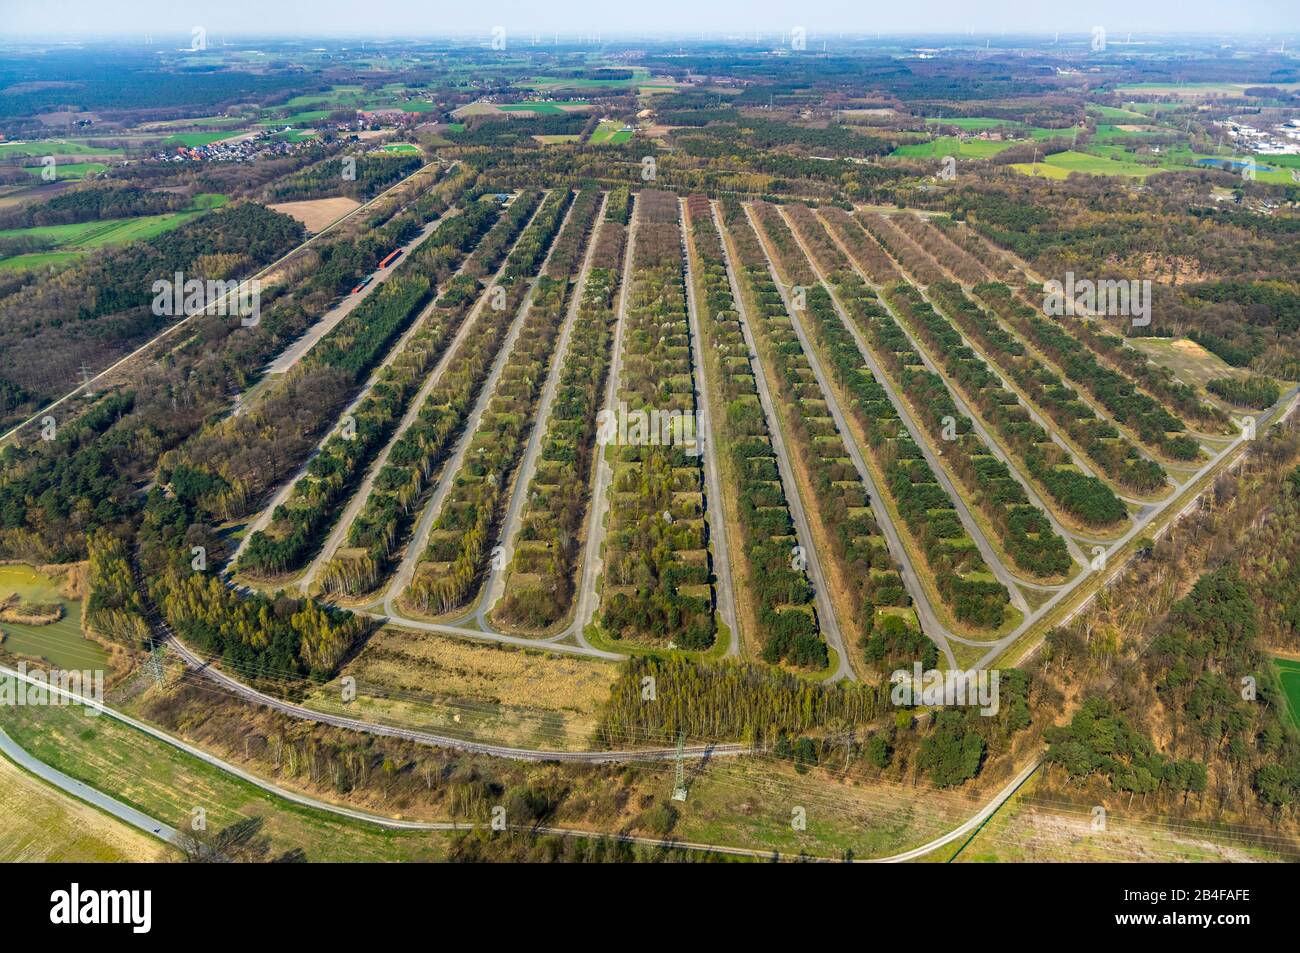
517,68,650,91
380,142,422,154
892,135,1016,159
0,702,450,862
0,140,121,158
1276,658,1300,731
0,193,226,266
0,250,81,273
22,162,107,180
273,128,319,142
588,119,634,145
1011,149,1160,179
1088,105,1153,122
500,102,566,114
926,117,1027,130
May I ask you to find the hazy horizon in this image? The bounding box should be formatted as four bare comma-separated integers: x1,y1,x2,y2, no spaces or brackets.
3,1,1299,41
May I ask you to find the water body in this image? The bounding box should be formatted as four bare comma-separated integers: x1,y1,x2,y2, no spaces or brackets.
0,565,108,670
1192,157,1276,173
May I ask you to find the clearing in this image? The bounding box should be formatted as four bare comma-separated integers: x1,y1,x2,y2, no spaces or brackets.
268,196,362,232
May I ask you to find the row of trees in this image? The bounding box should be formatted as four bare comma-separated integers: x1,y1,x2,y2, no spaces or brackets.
1207,375,1281,410
955,281,1169,496
83,530,152,648
873,280,1073,579
497,207,627,629
0,200,303,407
409,189,590,615
686,194,828,670
0,184,184,230
238,276,436,577
977,278,1190,478
156,166,470,523
725,199,920,652
236,193,505,577
263,152,424,204
597,655,889,748
0,167,464,565
318,203,554,597
746,201,1010,631
600,190,717,651
783,203,1072,580
922,281,1130,530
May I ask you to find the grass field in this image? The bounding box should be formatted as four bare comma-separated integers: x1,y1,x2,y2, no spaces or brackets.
1275,657,1300,731
1,212,194,248
22,162,107,180
0,193,225,248
304,624,617,751
0,702,450,862
0,752,167,862
0,193,226,270
589,119,634,145
0,140,122,158
674,754,978,859
0,249,80,272
162,131,240,148
892,135,1017,159
1127,337,1259,402
1115,81,1300,100
1010,149,1159,179
517,68,650,91
945,774,1289,862
1088,105,1153,122
499,102,566,114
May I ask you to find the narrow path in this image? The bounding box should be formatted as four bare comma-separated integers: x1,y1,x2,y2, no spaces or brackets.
299,193,522,594
678,197,740,657
383,193,577,619
474,192,609,628
559,208,640,646
0,725,178,844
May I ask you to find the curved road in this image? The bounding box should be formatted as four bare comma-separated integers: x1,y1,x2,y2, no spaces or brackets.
0,662,1040,862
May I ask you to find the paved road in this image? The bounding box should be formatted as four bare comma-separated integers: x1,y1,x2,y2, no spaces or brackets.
0,160,451,447
0,725,177,844
678,197,740,657
474,192,608,628
714,202,856,680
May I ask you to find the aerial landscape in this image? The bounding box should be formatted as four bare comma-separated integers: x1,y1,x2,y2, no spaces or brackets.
1,0,1298,896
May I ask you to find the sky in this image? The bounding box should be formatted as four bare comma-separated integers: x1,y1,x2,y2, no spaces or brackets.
2,1,1299,39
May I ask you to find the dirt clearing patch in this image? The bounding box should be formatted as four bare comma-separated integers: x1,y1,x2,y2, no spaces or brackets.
269,196,361,232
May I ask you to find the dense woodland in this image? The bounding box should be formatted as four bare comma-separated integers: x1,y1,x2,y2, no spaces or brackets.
0,201,303,412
